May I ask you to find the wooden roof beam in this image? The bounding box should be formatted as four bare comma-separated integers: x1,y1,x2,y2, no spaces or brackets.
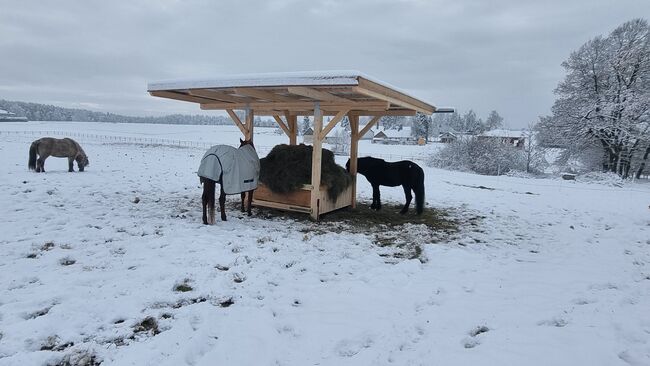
149,90,218,104
287,87,353,103
188,89,251,103
350,109,416,117
233,88,296,102
200,101,389,111
351,86,430,115
356,78,435,114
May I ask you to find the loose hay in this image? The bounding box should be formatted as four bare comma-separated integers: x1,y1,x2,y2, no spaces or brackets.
259,144,352,201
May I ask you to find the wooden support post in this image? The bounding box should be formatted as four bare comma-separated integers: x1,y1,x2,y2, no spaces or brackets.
310,103,323,220
349,113,359,209
245,107,254,142
288,114,298,145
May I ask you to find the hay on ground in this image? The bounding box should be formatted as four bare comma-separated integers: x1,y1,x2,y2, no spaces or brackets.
259,144,352,201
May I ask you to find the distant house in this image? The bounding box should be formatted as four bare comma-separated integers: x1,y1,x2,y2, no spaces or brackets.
303,125,374,145
439,132,458,143
302,127,314,144
0,109,28,122
479,129,526,148
372,127,416,145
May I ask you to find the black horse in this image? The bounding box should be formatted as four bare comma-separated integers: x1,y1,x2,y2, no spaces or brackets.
347,157,425,214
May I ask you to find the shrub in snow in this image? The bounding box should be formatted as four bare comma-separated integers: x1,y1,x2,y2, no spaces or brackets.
428,137,544,176
576,172,625,186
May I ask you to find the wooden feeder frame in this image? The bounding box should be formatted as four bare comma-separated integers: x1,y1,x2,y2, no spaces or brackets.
148,71,436,220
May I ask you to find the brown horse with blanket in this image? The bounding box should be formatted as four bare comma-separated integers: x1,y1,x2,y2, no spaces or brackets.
198,139,260,224
28,137,89,173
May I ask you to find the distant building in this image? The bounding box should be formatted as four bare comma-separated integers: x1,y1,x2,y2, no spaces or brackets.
0,109,28,122
303,126,374,145
478,129,526,148
302,127,314,144
438,132,458,143
372,127,416,145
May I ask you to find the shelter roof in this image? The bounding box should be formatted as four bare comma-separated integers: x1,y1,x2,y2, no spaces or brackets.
148,70,435,116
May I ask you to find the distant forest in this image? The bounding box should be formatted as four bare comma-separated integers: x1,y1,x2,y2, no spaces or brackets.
0,99,276,126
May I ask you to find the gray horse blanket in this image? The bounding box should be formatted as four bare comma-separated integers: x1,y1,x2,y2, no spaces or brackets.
197,144,260,194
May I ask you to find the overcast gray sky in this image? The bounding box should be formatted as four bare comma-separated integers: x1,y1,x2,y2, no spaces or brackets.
1,0,648,127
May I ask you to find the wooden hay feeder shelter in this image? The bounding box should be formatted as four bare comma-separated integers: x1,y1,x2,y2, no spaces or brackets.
148,71,437,220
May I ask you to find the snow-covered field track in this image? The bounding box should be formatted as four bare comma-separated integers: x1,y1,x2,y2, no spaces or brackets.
0,122,649,365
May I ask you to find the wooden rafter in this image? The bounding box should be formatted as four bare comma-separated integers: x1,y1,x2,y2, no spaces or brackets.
319,109,350,140
233,88,296,102
200,101,390,111
287,87,353,103
188,89,251,103
357,78,435,114
149,90,217,104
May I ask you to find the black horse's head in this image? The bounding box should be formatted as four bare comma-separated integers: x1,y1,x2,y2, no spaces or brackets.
240,138,255,150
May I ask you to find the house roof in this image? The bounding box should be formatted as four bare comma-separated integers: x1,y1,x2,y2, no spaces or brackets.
147,70,436,116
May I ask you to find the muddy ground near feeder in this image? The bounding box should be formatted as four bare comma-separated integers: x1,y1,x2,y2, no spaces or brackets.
248,200,477,262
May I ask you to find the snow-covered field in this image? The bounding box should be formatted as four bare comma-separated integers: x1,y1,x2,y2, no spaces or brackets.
0,121,649,366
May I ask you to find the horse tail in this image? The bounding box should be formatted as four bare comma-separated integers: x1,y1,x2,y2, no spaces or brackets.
414,166,425,215
28,141,38,170
201,177,216,224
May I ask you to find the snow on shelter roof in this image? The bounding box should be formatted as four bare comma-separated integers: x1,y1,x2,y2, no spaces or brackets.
147,70,436,116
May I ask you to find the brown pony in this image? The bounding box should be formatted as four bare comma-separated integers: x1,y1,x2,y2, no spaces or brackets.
28,137,89,173
198,139,260,224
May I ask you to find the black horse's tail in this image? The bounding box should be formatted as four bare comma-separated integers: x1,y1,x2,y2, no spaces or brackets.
28,141,38,170
201,177,216,224
414,166,425,215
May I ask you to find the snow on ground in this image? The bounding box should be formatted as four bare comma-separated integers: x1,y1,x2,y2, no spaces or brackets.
0,122,649,366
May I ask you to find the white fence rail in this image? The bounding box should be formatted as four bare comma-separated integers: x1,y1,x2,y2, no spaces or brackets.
0,130,425,162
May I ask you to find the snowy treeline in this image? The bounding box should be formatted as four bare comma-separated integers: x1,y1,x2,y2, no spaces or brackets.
379,109,505,141
0,99,252,126
537,18,650,179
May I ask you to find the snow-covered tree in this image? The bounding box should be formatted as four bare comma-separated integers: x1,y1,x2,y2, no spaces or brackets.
462,110,484,135
540,18,650,178
340,115,350,131
331,129,350,155
412,112,431,142
300,116,311,136
484,110,504,131
379,115,404,130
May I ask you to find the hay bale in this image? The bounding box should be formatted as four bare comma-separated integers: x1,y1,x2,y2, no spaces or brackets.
260,144,352,201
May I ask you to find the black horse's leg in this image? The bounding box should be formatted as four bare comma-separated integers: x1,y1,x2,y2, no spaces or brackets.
68,157,74,172
400,184,413,214
246,189,254,216
201,178,215,225
219,185,227,221
371,184,381,210
240,192,246,212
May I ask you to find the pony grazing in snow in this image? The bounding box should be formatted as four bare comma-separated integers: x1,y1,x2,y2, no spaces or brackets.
198,139,260,225
28,137,89,173
347,156,425,215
